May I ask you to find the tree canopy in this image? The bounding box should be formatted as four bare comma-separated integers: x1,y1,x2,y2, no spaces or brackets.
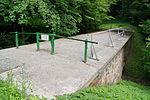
0,0,117,35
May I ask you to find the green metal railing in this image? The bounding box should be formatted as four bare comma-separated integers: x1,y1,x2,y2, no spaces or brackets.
10,32,98,63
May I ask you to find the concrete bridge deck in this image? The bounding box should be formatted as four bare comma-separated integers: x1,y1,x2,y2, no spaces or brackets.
0,31,131,99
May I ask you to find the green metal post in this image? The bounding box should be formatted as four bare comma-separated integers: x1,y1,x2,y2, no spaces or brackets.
15,32,19,48
84,40,88,63
51,34,55,54
36,32,40,51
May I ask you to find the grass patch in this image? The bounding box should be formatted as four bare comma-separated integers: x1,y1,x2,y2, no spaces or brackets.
57,80,150,100
99,20,138,31
99,19,147,80
0,80,26,100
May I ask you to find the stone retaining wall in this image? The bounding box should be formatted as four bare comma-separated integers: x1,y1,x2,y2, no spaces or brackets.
89,35,132,86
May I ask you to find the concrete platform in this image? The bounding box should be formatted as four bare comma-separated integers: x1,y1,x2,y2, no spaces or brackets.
0,31,131,99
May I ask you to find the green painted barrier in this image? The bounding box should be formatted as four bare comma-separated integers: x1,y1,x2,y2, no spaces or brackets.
10,32,98,63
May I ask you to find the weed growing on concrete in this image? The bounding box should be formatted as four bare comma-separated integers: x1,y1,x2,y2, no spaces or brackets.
0,71,50,100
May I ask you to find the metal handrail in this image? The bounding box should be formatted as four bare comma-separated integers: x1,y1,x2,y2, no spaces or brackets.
10,32,98,63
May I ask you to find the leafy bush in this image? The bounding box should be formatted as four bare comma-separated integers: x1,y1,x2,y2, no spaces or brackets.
0,72,26,100
78,0,117,33
140,20,150,47
110,0,150,25
140,20,150,35
0,80,50,100
0,0,117,35
0,72,49,100
139,20,150,79
0,80,26,100
99,20,138,30
0,32,15,49
57,80,150,100
141,47,150,79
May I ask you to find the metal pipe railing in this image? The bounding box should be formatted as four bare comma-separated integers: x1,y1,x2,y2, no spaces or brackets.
55,35,98,44
10,32,98,63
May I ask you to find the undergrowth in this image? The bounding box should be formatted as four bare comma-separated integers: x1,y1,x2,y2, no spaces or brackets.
0,72,48,100
99,20,138,31
57,80,150,100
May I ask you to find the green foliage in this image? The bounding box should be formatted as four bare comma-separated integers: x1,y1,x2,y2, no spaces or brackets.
0,0,117,35
140,20,150,47
99,20,138,30
139,20,150,78
0,32,15,49
140,20,150,35
79,0,117,33
49,0,81,35
0,81,25,100
0,72,26,100
0,0,12,26
146,37,150,47
0,0,79,36
110,0,150,25
6,0,60,33
141,47,150,79
57,80,150,100
0,72,49,100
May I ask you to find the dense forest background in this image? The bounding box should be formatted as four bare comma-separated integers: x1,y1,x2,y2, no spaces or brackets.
0,0,150,81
